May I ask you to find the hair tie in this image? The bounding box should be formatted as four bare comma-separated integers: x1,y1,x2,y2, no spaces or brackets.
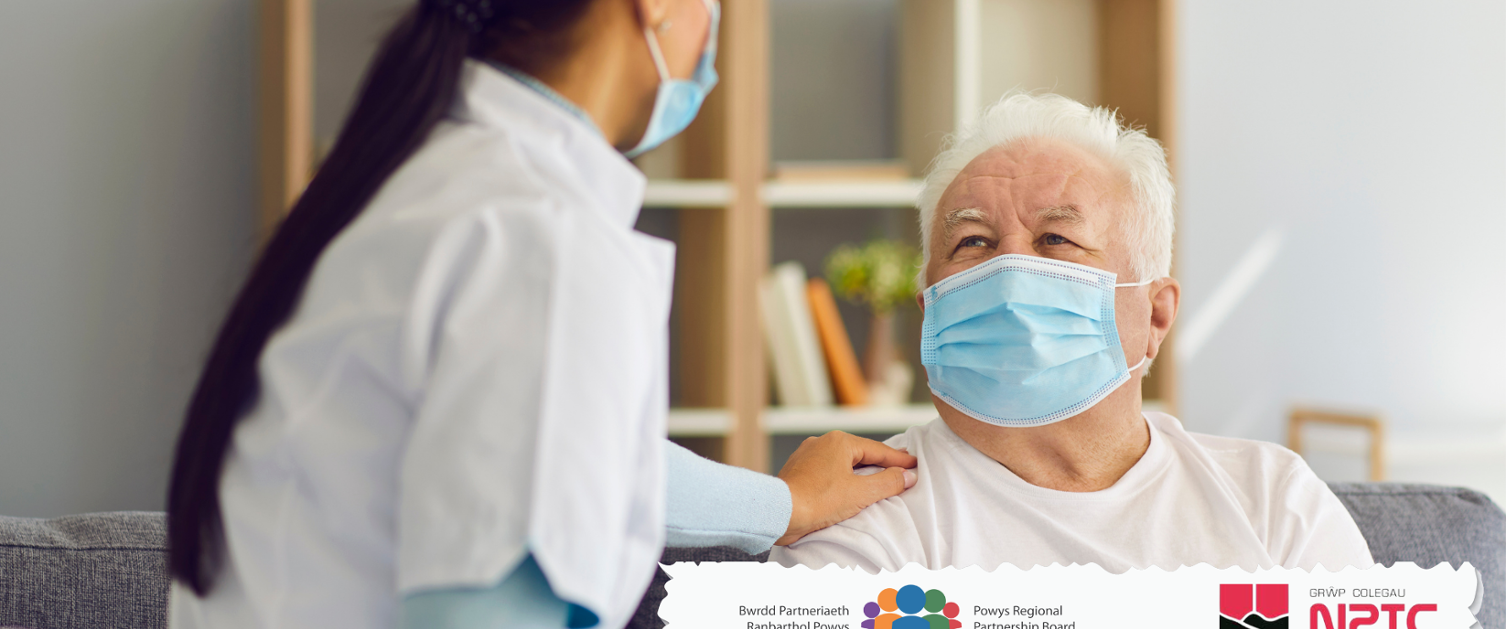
426,0,499,34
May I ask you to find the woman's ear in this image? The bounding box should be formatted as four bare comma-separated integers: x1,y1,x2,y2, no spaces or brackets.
1145,277,1181,360
633,0,674,30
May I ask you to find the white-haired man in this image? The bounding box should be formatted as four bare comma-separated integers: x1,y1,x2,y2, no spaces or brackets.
771,93,1373,573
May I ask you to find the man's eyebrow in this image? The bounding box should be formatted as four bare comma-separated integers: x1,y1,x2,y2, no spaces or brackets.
942,207,989,240
1036,205,1085,226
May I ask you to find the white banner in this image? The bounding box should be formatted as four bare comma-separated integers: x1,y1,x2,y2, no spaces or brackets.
659,563,1481,629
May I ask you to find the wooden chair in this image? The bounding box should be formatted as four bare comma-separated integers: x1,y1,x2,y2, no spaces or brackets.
1288,407,1386,481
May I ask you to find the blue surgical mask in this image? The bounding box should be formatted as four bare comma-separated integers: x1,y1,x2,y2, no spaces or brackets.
920,254,1152,427
624,0,720,159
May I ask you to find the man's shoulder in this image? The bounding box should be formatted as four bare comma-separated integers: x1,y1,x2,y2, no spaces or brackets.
770,482,923,572
845,419,951,529
772,420,953,571
1150,413,1327,504
797,418,980,527
1152,413,1304,470
1149,413,1372,569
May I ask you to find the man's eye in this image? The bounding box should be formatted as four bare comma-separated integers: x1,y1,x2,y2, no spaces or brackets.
1043,233,1072,246
958,236,990,249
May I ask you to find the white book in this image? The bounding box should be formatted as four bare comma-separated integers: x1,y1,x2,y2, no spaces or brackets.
760,273,807,406
768,262,834,407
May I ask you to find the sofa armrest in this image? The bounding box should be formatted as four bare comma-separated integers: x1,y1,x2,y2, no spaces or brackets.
1329,482,1505,629
0,511,168,629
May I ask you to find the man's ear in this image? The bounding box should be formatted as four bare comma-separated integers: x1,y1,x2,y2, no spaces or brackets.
633,0,674,29
915,291,925,313
1145,277,1181,360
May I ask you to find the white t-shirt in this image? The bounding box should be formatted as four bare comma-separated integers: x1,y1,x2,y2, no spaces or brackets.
772,413,1373,573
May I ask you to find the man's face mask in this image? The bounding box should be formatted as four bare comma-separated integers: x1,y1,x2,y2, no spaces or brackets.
920,254,1151,427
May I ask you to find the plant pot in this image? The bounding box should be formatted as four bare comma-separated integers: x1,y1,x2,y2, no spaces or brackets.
864,311,896,385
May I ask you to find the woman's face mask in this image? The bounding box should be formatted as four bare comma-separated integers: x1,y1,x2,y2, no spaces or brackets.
624,0,720,158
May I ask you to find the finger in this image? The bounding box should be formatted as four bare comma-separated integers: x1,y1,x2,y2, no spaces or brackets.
844,435,919,469
852,466,916,506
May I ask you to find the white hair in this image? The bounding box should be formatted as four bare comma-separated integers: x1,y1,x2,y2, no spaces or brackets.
916,92,1175,286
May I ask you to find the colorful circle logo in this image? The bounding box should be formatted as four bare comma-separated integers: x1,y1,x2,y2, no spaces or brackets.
861,585,961,629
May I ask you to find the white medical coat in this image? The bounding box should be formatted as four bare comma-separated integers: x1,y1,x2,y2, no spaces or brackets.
170,61,673,629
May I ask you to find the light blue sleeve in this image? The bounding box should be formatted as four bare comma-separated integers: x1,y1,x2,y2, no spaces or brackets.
399,554,598,629
399,444,791,629
665,440,792,553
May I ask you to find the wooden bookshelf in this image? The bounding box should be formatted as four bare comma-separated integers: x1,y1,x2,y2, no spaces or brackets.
258,0,1180,472
256,0,312,240
667,405,939,438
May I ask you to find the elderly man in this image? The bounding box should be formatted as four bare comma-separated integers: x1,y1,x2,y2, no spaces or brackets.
771,93,1373,573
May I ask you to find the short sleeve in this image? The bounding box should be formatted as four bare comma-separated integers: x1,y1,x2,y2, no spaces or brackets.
393,199,675,629
396,208,556,592
1268,463,1376,570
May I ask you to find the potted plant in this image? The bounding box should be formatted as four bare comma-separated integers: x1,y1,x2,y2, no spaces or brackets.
825,239,922,406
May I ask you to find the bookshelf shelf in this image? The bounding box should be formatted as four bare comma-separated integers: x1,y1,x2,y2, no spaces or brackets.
765,404,937,435
667,408,735,437
668,404,937,437
643,178,923,209
764,179,923,208
643,179,734,208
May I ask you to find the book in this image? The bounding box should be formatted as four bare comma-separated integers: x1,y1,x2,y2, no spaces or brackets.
760,262,834,407
806,278,869,406
760,274,805,406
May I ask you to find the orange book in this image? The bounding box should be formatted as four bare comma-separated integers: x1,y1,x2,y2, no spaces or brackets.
806,278,868,406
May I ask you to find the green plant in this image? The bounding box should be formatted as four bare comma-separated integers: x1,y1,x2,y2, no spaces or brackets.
824,239,922,314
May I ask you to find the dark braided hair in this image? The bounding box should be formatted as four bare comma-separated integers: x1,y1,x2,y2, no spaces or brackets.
167,0,595,596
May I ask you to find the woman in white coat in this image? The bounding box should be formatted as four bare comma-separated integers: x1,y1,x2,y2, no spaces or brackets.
164,0,917,627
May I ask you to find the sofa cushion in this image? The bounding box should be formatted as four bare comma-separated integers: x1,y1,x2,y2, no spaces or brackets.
0,512,167,629
1329,482,1504,629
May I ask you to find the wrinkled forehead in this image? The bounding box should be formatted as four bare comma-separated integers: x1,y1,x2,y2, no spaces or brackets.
937,138,1129,213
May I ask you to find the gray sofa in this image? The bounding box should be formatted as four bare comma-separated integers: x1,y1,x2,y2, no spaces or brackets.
2,483,1502,629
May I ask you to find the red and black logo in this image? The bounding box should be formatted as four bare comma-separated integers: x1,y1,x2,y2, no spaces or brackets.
1221,584,1289,629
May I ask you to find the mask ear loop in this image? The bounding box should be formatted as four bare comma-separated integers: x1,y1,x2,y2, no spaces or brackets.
1115,275,1161,374
642,23,672,83
699,0,720,66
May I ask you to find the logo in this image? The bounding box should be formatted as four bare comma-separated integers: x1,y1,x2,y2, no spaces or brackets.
862,585,961,629
1220,584,1289,629
1309,602,1437,629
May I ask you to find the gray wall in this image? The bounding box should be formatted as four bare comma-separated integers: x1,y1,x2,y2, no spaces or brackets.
0,2,257,517
314,0,413,149
1177,1,1506,496
770,0,898,162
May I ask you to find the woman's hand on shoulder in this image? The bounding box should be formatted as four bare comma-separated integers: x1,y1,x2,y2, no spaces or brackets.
775,431,918,546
